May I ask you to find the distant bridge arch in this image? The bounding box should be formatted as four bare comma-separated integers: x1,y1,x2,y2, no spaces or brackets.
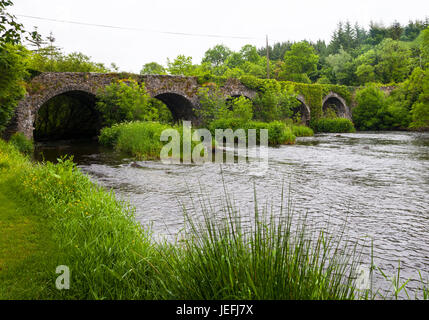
322,92,351,119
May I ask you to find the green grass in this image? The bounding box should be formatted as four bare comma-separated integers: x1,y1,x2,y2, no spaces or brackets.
153,183,364,300
0,145,57,299
311,118,356,133
99,121,172,160
8,132,34,155
291,124,314,137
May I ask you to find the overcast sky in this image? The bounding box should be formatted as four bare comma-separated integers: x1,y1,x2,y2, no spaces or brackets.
10,0,429,73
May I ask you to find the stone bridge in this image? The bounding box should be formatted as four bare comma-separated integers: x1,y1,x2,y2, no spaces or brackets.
5,72,354,140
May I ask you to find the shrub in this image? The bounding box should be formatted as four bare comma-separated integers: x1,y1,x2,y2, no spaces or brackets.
99,121,209,161
98,124,122,147
312,118,356,133
291,125,314,137
230,96,253,122
195,86,230,126
209,119,296,145
9,132,33,155
353,85,392,131
99,121,171,160
252,82,300,122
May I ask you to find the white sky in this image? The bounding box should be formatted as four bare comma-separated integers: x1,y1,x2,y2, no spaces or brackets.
10,0,429,73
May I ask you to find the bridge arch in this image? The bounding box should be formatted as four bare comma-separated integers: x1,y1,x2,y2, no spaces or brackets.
322,92,351,119
34,89,101,141
152,90,196,122
293,95,311,125
9,83,102,140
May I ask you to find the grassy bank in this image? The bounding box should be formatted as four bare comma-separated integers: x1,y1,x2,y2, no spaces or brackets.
311,118,356,133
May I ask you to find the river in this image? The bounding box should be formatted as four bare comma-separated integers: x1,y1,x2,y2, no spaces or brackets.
35,131,429,298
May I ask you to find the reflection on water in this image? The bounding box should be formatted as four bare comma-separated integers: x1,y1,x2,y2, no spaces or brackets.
35,131,429,297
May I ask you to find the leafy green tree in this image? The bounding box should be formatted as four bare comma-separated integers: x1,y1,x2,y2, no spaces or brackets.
195,85,230,126
96,79,158,126
355,64,376,84
281,41,319,82
386,67,425,128
374,39,412,83
420,27,429,68
225,52,245,69
0,43,28,132
167,55,195,76
253,82,299,121
353,85,392,130
140,62,166,75
202,44,232,67
409,68,429,129
27,50,109,73
229,96,253,122
240,44,260,64
0,1,30,132
0,0,24,45
325,49,356,85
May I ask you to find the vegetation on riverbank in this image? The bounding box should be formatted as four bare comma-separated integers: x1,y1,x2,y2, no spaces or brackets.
312,118,356,133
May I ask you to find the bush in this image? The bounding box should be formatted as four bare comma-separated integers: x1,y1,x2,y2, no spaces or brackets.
353,85,392,131
252,82,300,122
99,121,209,161
99,121,171,160
195,85,230,126
312,118,356,133
98,124,122,147
229,96,253,122
9,132,33,155
209,119,296,145
291,125,314,137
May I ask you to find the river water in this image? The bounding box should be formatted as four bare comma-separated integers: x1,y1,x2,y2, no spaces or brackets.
35,131,429,298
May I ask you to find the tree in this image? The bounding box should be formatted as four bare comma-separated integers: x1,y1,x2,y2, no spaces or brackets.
353,85,392,130
96,79,158,126
195,85,229,126
167,55,195,76
229,96,253,122
408,68,429,129
0,1,29,132
0,43,28,132
140,62,166,75
420,27,429,68
325,49,356,85
202,44,231,67
0,0,24,45
27,49,110,73
355,64,376,84
281,41,319,82
374,39,412,83
240,44,260,64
